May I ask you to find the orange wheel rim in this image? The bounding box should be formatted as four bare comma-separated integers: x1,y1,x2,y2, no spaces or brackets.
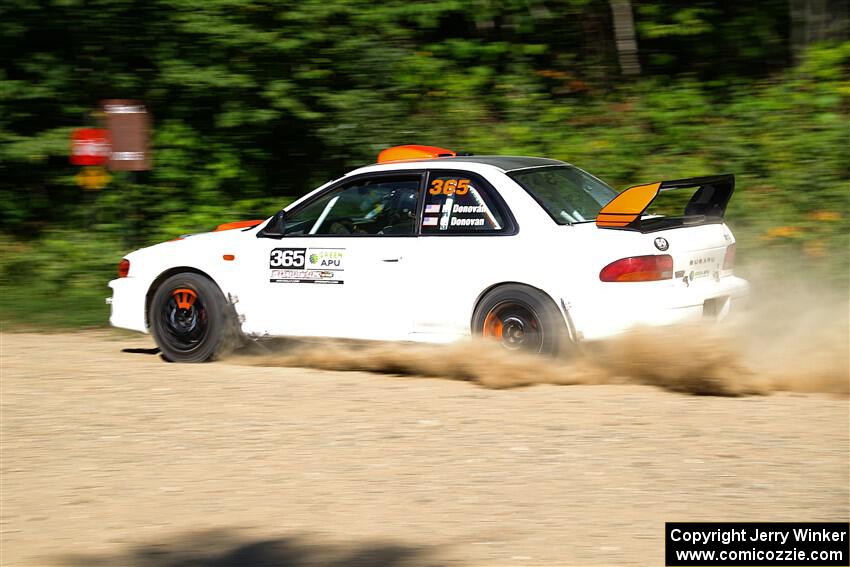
172,288,198,310
481,302,544,353
483,311,504,339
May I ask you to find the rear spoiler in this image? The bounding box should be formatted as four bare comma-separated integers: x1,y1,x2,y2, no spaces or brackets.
596,174,735,232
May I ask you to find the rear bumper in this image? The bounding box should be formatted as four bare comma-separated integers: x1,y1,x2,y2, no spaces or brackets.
107,277,148,333
570,275,749,342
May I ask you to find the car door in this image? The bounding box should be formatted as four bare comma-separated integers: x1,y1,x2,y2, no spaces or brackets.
243,172,424,340
410,169,520,340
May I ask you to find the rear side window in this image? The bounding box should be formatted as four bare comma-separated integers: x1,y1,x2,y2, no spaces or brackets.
421,171,511,235
508,165,617,224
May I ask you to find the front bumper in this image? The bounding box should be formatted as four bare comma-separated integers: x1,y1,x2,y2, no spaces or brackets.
571,275,750,342
107,277,148,333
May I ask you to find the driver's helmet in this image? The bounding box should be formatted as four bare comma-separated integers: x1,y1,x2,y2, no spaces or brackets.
395,186,418,215
367,184,418,219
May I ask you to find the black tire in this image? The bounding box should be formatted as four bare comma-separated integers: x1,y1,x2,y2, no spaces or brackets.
472,284,570,356
149,273,239,363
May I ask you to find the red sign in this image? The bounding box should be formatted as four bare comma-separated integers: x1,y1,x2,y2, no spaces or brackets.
70,128,111,166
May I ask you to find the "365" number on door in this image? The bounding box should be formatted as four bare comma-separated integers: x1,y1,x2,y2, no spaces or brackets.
269,248,306,268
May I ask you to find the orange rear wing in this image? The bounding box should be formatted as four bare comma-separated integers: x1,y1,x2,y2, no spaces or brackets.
596,174,735,231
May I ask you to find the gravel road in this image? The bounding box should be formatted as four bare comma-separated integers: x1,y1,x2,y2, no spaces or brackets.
2,331,848,566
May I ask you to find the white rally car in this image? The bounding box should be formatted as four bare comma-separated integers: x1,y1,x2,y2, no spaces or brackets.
108,145,749,362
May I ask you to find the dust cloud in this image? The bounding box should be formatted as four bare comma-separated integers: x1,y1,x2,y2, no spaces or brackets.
234,270,849,397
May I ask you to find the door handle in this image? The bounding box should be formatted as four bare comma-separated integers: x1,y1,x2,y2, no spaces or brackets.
382,257,401,263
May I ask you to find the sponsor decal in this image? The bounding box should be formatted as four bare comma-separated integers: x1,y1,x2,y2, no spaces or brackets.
307,249,344,270
689,270,710,281
422,216,438,226
269,247,345,283
654,237,669,251
269,269,343,284
424,204,440,214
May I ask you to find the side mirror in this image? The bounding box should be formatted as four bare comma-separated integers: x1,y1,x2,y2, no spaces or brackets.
258,210,286,238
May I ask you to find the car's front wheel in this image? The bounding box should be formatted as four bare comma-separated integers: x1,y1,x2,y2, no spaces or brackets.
472,284,570,356
149,273,239,362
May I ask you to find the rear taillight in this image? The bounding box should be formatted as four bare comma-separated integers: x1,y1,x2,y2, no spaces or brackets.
600,254,674,282
722,243,736,270
118,258,130,278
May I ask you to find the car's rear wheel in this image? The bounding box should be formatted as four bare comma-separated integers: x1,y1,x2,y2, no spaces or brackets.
472,284,569,356
149,273,239,362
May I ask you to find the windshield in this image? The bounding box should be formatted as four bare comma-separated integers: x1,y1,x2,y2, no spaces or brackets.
509,165,618,224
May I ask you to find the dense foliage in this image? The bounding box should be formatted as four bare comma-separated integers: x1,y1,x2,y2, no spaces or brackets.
1,0,848,326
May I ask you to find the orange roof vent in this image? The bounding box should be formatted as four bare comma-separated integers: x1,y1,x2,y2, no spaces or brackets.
377,145,456,164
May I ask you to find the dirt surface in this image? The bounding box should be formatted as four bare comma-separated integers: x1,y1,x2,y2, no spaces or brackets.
2,331,848,566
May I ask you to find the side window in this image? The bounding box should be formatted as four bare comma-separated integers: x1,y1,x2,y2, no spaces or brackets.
421,172,508,234
284,176,420,236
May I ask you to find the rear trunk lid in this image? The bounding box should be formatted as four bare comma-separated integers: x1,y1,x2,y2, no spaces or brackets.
593,173,737,285
589,221,736,286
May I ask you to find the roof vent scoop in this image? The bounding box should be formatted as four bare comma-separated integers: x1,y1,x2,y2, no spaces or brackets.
377,145,456,163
